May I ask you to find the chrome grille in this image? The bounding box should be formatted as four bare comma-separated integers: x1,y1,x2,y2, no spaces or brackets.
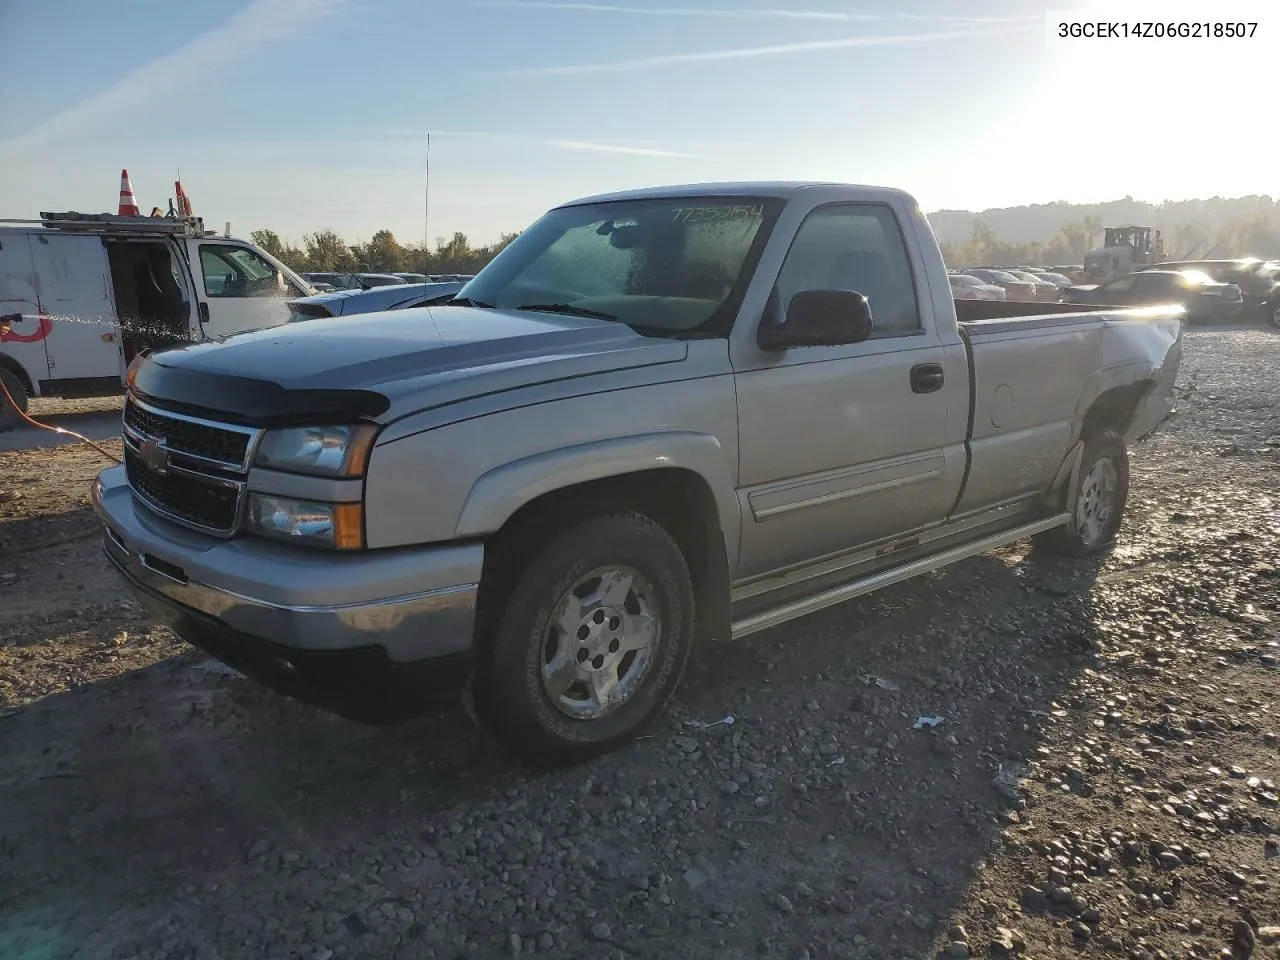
121,395,262,536
123,396,255,470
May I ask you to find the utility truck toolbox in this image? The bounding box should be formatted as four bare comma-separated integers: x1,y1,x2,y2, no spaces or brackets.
93,181,1184,768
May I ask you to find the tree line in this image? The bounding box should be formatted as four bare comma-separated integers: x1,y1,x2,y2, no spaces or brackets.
249,228,521,276
938,211,1280,269
931,195,1280,268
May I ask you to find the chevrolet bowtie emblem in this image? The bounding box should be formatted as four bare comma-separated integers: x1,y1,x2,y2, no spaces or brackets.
139,437,170,475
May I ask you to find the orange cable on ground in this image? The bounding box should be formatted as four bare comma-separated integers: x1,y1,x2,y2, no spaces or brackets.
0,377,122,464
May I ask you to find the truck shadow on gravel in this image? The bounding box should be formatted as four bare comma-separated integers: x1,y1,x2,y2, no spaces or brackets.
0,547,1111,959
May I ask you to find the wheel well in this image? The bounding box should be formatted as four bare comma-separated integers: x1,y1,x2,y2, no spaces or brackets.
476,468,732,645
0,354,33,397
1082,380,1152,440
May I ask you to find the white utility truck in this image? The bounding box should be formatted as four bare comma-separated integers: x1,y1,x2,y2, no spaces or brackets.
0,212,312,429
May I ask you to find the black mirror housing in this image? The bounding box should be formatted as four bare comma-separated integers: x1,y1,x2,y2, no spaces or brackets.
758,289,874,349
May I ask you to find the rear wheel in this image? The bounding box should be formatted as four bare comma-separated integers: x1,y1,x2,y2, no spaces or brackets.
0,367,29,432
1034,428,1129,557
471,512,695,768
1268,303,1280,330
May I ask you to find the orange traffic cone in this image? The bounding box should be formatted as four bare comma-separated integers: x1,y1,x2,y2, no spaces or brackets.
118,169,140,216
175,180,193,217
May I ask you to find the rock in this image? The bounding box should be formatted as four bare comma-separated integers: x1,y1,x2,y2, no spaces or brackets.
683,868,709,889
1069,920,1091,939
943,941,970,958
1020,886,1047,909
590,922,612,942
1255,927,1280,944
1158,851,1182,868
773,894,795,914
1050,886,1073,904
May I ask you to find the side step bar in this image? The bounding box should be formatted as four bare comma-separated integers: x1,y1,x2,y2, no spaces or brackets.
730,512,1072,640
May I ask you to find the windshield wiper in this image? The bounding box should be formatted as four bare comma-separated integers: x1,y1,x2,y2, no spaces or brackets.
515,302,618,321
449,296,496,308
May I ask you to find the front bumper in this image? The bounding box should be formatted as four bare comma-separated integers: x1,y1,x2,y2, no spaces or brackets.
92,465,484,722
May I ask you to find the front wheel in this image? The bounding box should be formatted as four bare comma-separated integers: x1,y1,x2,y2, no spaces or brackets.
1034,428,1130,557
471,512,695,768
1268,303,1280,330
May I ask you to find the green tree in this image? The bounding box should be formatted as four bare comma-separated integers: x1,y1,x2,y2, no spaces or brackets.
250,229,285,259
250,229,306,271
364,230,405,273
302,229,355,272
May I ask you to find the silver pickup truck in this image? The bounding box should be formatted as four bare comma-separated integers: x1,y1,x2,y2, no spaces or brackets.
92,182,1183,767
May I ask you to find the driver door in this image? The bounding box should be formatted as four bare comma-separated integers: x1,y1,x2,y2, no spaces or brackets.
190,240,305,338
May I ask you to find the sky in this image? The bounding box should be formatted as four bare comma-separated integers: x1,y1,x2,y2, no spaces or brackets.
0,0,1273,247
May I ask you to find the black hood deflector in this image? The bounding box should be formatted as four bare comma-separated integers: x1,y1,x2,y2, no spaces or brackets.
131,352,390,426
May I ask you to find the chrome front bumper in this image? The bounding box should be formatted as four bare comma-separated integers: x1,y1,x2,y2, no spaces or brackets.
91,464,483,664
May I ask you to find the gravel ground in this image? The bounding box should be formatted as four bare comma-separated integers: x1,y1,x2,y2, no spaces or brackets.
1,328,1277,960
0,394,123,453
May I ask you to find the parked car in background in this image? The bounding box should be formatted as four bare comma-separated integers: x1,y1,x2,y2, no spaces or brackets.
948,273,1006,300
1005,269,1060,302
393,273,432,283
962,268,1038,301
1028,270,1074,292
287,281,466,322
1064,269,1244,324
300,272,410,291
1138,259,1279,324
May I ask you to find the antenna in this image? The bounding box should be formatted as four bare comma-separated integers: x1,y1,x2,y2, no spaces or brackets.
430,135,435,256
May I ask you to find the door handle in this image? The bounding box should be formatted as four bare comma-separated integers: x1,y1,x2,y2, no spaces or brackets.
910,363,944,394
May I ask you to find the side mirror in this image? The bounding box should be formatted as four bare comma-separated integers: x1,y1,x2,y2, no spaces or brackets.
758,289,874,350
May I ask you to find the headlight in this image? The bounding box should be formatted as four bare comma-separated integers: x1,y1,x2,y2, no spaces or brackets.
246,494,363,550
255,423,377,477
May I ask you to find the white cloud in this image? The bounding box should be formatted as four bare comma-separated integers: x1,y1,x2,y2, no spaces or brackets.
475,2,1040,24
0,0,347,150
494,24,1042,76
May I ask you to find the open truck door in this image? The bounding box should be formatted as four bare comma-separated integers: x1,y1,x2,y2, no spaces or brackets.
188,239,311,339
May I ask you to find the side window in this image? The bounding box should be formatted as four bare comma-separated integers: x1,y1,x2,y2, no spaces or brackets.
199,245,287,299
775,204,922,335
1101,275,1136,295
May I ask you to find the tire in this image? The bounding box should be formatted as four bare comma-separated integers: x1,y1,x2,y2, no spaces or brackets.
1268,303,1280,330
0,366,29,432
471,511,695,768
1034,428,1130,557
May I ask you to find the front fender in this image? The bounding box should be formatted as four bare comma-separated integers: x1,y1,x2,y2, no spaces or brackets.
455,431,740,562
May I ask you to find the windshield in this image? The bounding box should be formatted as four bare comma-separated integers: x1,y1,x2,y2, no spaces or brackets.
460,196,781,336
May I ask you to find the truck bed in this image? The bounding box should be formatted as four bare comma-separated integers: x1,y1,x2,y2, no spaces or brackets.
949,297,1183,520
